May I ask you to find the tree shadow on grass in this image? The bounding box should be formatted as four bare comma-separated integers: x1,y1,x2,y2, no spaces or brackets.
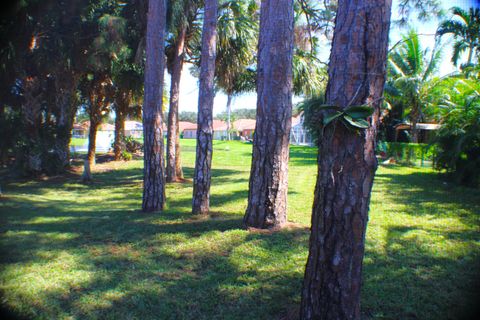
362,224,480,320
0,207,308,320
374,166,480,224
2,164,480,319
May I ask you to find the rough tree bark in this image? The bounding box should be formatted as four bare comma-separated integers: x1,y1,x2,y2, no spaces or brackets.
86,91,104,167
142,0,167,212
53,71,78,171
166,26,186,182
300,1,392,319
243,0,294,229
192,0,218,215
21,76,44,175
114,91,130,160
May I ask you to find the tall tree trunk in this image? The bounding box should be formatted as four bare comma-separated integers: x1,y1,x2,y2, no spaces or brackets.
410,100,420,143
192,0,218,215
175,121,183,179
467,44,474,66
87,119,100,167
300,1,392,319
114,108,126,160
226,93,232,140
142,0,167,212
53,71,78,172
166,26,186,182
114,92,129,160
20,76,44,175
243,0,294,229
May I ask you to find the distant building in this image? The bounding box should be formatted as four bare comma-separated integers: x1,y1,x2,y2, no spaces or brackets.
290,112,313,146
124,121,143,138
233,119,255,140
394,123,440,143
213,120,228,140
72,123,88,138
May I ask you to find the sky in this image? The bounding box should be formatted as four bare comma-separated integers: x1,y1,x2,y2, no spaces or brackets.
172,0,480,116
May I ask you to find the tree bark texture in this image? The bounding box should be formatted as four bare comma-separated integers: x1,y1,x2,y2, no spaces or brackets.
114,91,130,160
142,0,167,212
20,76,44,174
166,27,186,182
52,71,78,171
192,0,218,215
86,89,105,167
243,0,294,229
300,1,392,319
87,118,100,167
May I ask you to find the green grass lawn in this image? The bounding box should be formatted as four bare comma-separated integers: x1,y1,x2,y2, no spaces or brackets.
1,140,479,319
70,138,88,147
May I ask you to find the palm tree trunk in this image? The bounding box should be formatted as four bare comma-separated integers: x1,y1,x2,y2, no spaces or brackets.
21,76,44,175
300,1,392,319
166,27,186,182
192,0,218,215
53,72,78,171
142,0,167,212
243,0,294,229
175,121,183,179
467,44,474,66
114,106,126,160
114,92,129,160
226,93,232,140
411,101,420,143
87,119,100,167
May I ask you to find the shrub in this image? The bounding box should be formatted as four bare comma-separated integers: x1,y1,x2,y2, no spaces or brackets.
378,142,436,164
123,136,143,153
121,150,133,161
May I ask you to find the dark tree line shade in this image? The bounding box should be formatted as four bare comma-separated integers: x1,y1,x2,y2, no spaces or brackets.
192,0,218,215
243,0,295,229
300,0,392,319
142,0,167,212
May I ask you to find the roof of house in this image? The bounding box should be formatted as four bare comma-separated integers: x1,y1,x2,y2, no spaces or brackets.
76,121,115,131
233,119,256,131
124,120,143,130
99,123,115,131
73,123,86,130
212,119,227,131
179,121,197,131
395,123,441,131
291,111,303,127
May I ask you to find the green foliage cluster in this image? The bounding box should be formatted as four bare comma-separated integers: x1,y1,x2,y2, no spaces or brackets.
432,78,480,187
377,141,436,163
215,108,256,121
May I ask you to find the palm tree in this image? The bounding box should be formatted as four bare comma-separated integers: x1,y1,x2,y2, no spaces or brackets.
215,0,258,140
165,0,201,182
192,0,218,215
243,0,294,229
142,0,167,212
437,6,480,68
388,30,442,143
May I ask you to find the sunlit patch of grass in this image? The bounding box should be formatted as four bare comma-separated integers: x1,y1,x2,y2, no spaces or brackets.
1,141,479,319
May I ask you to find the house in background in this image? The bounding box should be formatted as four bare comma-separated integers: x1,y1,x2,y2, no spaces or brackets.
180,121,197,139
394,122,440,143
213,120,228,140
233,119,255,140
124,120,143,138
180,120,228,140
290,112,313,146
72,123,88,138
